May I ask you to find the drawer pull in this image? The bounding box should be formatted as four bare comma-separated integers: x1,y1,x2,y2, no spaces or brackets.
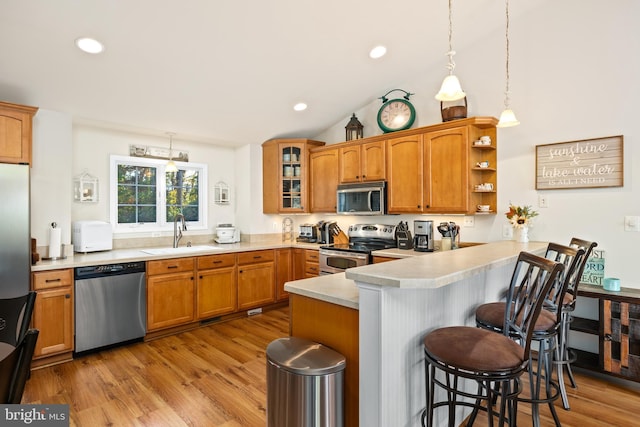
212,260,222,264
167,265,178,269
45,278,62,283
604,333,613,341
253,256,262,259
65,294,71,299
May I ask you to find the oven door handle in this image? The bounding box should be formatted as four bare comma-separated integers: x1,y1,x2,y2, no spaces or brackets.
367,191,373,212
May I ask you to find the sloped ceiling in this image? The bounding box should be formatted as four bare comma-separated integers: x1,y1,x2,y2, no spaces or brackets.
0,0,547,146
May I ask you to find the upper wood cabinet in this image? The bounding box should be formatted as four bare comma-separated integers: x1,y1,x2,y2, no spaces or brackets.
0,101,38,165
262,138,325,214
422,126,469,213
309,147,339,212
339,140,385,183
386,134,424,213
386,118,498,214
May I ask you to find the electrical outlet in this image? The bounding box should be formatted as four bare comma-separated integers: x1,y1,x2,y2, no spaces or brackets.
502,224,513,239
462,216,474,227
538,194,549,208
272,222,278,231
624,216,640,232
247,308,263,316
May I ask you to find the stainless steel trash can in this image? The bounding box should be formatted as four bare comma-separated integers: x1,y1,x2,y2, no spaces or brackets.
267,336,346,427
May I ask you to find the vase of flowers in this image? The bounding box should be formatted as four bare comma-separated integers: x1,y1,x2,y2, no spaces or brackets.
505,204,538,243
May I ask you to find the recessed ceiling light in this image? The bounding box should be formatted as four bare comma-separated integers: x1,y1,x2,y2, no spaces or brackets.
75,37,104,54
369,45,387,59
293,103,307,111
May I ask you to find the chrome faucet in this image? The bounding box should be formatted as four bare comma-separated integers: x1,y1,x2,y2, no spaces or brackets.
173,214,186,248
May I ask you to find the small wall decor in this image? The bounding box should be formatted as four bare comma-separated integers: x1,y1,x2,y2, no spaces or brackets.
535,135,623,190
73,170,99,203
129,144,189,162
214,181,230,205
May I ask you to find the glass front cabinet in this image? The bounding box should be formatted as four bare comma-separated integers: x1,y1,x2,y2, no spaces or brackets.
262,138,325,214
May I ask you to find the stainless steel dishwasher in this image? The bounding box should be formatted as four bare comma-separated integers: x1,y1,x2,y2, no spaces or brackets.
74,261,146,354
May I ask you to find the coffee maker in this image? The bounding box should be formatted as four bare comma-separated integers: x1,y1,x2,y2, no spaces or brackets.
413,220,434,252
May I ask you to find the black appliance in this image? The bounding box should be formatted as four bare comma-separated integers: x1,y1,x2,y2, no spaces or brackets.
317,220,337,244
396,221,413,250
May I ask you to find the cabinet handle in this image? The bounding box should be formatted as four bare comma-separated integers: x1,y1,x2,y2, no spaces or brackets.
65,294,70,299
253,256,262,259
167,265,178,269
604,334,613,341
417,205,421,208
362,175,366,179
199,275,203,279
212,260,222,264
239,270,243,273
45,278,61,283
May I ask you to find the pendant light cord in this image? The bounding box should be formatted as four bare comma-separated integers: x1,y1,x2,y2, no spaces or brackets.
445,0,456,74
504,0,511,108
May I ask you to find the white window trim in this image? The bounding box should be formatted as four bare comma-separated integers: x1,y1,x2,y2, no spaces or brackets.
109,155,208,234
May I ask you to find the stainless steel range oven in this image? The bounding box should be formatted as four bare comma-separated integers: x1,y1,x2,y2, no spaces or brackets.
319,248,369,275
319,223,397,275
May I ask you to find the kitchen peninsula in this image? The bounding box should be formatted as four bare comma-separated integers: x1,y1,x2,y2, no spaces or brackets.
285,240,547,427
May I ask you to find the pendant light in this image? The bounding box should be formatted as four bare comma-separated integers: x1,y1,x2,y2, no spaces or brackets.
497,0,520,127
435,0,466,102
166,132,178,172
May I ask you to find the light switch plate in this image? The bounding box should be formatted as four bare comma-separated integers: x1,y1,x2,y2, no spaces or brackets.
538,194,549,208
624,216,640,231
502,224,513,239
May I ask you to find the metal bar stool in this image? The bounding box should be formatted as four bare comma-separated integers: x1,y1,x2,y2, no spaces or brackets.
474,243,585,427
555,238,598,409
421,252,565,427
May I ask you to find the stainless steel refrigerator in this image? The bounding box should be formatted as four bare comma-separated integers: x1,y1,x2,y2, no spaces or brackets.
0,163,31,298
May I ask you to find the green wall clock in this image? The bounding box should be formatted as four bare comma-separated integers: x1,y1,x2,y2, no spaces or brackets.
376,89,416,133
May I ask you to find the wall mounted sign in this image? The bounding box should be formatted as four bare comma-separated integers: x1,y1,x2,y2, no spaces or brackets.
535,135,623,190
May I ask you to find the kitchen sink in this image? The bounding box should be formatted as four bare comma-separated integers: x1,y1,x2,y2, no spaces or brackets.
140,245,224,255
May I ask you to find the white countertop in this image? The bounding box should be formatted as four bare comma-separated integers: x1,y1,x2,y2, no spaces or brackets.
32,240,324,272
284,272,359,310
285,241,548,309
347,240,547,289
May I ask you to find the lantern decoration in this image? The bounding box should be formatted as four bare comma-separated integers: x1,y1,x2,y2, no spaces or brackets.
74,170,99,203
345,113,364,141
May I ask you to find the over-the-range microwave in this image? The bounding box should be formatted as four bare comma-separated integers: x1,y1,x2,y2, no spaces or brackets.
336,181,386,215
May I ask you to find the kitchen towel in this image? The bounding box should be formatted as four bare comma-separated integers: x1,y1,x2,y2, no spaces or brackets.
49,224,61,258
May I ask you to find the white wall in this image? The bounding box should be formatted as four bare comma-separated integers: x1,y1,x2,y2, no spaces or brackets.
30,109,73,246
72,125,237,238
313,1,640,288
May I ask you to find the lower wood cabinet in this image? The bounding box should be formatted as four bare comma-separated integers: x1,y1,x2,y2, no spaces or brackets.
237,250,276,310
196,253,237,319
275,248,292,301
305,249,319,277
32,269,74,359
147,258,195,331
292,248,307,280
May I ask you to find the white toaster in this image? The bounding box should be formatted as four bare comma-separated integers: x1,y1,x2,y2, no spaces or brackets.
72,220,113,253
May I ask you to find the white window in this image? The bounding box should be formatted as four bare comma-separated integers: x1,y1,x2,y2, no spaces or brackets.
109,155,208,233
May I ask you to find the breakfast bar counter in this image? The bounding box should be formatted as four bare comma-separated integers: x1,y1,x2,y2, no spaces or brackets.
285,240,547,427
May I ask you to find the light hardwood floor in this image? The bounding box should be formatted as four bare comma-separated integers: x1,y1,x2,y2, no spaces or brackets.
23,307,639,426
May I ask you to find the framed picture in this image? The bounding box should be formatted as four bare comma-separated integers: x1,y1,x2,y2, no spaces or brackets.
535,135,623,190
